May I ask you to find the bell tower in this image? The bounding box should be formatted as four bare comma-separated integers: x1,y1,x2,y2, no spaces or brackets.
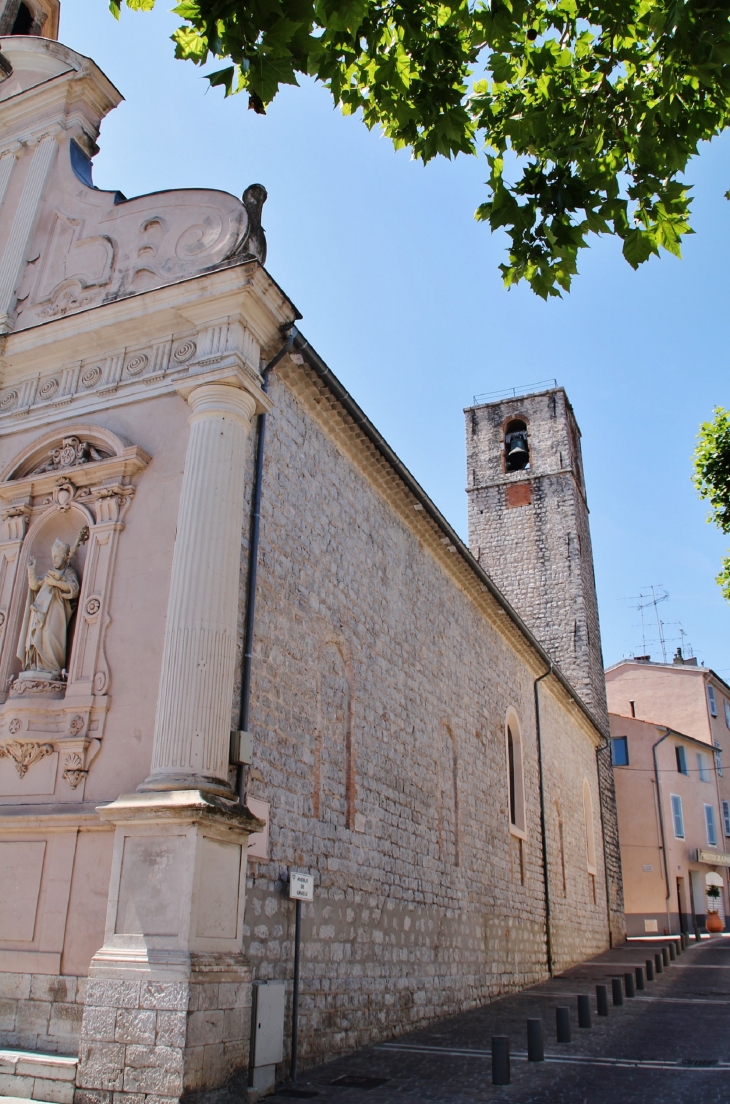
465,385,607,719
465,385,624,944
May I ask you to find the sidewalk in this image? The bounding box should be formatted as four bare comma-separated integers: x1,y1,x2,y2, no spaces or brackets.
274,937,730,1104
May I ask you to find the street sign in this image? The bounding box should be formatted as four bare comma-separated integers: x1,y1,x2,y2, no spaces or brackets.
289,871,314,901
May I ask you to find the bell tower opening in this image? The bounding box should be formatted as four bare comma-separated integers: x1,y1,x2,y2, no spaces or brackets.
504,419,529,472
11,2,33,33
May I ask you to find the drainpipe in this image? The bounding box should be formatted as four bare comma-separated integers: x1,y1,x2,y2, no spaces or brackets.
235,327,294,801
534,664,553,976
652,728,672,935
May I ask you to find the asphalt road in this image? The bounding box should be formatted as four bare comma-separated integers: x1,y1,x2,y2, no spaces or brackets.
273,937,730,1104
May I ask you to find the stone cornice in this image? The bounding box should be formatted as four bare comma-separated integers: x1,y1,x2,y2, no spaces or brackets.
0,263,296,434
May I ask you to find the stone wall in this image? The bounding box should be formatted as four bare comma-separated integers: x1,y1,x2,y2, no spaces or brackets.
236,367,611,1072
0,973,85,1054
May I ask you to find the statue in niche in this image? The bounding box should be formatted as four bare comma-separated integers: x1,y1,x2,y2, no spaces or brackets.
17,526,89,680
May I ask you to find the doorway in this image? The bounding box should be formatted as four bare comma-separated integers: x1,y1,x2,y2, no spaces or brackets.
677,877,688,933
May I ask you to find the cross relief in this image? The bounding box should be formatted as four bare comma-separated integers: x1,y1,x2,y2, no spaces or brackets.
0,423,149,799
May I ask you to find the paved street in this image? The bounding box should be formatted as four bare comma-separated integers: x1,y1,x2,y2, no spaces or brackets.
274,937,730,1104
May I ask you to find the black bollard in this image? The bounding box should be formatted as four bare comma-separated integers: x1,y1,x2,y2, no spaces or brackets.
556,1006,571,1043
611,977,624,1006
492,1036,510,1086
662,946,670,967
624,972,635,998
635,966,645,991
646,958,655,981
596,984,609,1016
655,952,663,975
669,942,676,961
577,994,592,1028
527,1019,544,1062
675,939,682,956
694,924,701,943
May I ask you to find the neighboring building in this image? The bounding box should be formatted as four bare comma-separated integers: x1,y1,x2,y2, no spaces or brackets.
609,714,727,935
466,389,624,943
0,11,620,1104
607,656,730,935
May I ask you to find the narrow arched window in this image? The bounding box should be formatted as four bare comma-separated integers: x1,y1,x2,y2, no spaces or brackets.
506,715,525,834
582,778,597,875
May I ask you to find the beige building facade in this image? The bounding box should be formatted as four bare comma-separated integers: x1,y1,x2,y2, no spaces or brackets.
0,12,619,1104
607,657,730,937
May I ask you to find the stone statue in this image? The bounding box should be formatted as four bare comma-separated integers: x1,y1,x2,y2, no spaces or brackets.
17,526,89,678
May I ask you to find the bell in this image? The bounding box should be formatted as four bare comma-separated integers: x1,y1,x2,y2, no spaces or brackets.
506,432,529,469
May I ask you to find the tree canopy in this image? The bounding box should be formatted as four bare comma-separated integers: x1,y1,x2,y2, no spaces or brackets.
694,408,730,602
112,0,730,297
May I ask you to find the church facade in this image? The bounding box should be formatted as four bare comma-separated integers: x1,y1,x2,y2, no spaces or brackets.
0,9,621,1103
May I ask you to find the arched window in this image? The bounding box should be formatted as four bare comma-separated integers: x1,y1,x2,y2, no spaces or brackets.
504,419,530,472
582,778,597,875
506,713,526,834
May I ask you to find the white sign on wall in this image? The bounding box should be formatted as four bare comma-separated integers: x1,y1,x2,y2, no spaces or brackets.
289,871,314,901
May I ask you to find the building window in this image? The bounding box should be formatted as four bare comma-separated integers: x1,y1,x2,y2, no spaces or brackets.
676,745,688,775
722,800,730,838
611,736,629,766
715,741,723,778
725,699,730,729
705,804,718,848
697,752,710,783
582,779,597,875
708,685,718,717
506,715,525,833
671,794,684,839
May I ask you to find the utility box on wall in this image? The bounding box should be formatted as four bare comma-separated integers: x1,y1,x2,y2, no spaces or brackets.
249,980,286,1093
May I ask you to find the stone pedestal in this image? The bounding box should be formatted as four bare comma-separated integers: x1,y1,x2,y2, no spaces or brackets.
76,369,268,1104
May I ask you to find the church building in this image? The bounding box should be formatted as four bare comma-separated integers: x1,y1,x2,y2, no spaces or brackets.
0,7,623,1103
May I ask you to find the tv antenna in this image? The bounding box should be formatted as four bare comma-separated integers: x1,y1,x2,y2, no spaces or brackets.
623,585,670,662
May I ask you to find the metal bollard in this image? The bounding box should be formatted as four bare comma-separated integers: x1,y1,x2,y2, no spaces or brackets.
675,939,682,956
635,966,645,991
611,977,623,1006
694,924,701,943
662,946,670,967
654,952,663,975
646,958,655,981
556,1006,571,1043
527,1018,544,1062
491,1036,510,1086
624,972,635,998
669,942,676,960
596,984,609,1016
577,994,592,1028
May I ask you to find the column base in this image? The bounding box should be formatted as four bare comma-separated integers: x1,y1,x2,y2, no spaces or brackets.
75,791,263,1104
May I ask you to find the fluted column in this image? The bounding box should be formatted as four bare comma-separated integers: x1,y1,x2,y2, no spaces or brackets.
141,376,260,796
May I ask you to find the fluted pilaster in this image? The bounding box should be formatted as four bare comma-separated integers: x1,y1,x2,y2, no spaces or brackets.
141,380,258,796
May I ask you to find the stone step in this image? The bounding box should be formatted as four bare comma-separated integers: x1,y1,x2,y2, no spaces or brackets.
0,1049,77,1104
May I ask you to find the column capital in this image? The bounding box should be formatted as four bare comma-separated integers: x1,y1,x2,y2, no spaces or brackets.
174,365,272,417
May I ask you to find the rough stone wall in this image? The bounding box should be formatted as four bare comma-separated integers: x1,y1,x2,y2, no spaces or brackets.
0,973,85,1055
465,389,624,944
236,370,610,1072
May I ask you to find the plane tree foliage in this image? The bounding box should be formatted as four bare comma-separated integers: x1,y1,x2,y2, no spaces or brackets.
694,408,730,602
111,0,730,297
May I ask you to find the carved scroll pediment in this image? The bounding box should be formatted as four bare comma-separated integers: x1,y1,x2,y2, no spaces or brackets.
0,424,150,496
30,436,110,475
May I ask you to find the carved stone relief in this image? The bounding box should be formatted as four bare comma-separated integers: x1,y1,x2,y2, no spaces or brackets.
0,424,149,799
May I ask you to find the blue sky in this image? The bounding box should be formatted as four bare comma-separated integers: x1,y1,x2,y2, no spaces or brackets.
61,2,730,675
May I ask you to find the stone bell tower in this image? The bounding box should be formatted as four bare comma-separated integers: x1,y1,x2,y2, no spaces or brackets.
465,386,607,720
465,386,625,944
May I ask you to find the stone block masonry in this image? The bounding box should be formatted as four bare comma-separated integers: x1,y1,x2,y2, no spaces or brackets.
232,366,613,1073
75,973,251,1104
0,973,86,1054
